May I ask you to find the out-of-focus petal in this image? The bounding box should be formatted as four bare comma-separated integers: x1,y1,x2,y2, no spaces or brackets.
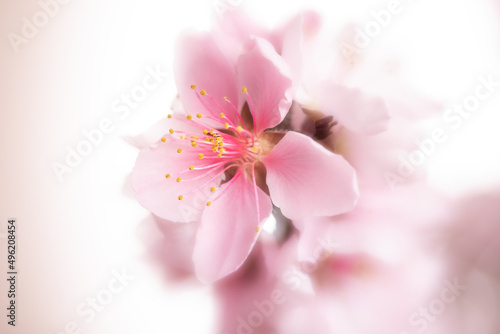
318,82,390,135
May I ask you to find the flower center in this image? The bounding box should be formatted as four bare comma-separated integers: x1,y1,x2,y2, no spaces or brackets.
160,85,268,229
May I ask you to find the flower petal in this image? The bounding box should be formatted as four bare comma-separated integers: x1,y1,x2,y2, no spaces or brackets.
174,30,240,125
132,128,225,223
192,173,272,283
237,37,293,132
139,214,198,281
212,8,271,64
318,82,390,135
262,131,358,219
279,11,322,94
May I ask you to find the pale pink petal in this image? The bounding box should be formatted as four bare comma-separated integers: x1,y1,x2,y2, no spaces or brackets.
212,7,271,63
237,37,293,132
192,174,273,283
138,214,198,281
318,82,390,135
280,15,303,94
132,131,225,223
174,30,240,125
262,131,358,219
278,11,322,93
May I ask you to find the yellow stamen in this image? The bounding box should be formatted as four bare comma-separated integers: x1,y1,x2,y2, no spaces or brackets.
191,141,198,147
178,195,183,200
189,166,194,170
161,137,166,143
177,148,182,153
191,136,199,139
198,153,204,159
209,129,214,135
167,114,172,119
180,135,185,140
206,201,211,206
224,123,229,129
255,226,260,232
190,84,196,89
236,126,243,132
220,113,225,118
242,86,248,93
196,113,202,119
203,129,208,135
169,129,174,134
252,146,258,153
217,153,222,158
187,115,193,120
210,187,216,192
176,177,182,183
165,174,171,179
200,90,207,96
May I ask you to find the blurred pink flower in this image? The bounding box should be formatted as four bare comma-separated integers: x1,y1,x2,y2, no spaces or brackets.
132,31,358,283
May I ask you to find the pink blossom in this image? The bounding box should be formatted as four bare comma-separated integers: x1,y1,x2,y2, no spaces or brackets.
131,31,358,283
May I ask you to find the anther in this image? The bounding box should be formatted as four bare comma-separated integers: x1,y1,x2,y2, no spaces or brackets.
176,177,182,183
161,137,167,143
177,148,183,153
178,195,183,200
165,174,171,179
